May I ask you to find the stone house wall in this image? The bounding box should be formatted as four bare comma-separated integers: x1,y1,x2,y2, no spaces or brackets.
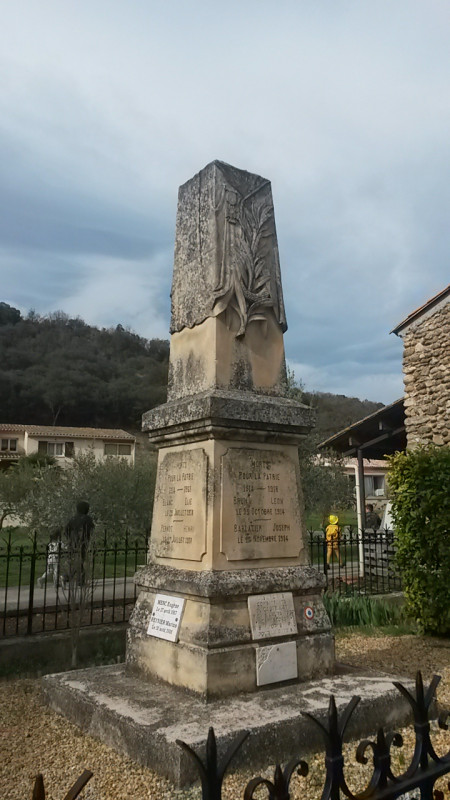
402,299,450,447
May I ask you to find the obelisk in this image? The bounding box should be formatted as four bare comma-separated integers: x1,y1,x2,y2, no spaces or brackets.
126,161,334,697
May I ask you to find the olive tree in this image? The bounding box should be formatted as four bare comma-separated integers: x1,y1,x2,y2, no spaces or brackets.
21,450,156,541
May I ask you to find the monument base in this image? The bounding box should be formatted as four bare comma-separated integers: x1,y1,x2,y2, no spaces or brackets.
126,564,334,698
42,664,413,787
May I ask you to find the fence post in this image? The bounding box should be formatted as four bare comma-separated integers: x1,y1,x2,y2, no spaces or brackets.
2,530,12,635
27,531,37,635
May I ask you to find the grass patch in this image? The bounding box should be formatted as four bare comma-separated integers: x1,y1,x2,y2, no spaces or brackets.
0,552,145,587
306,510,357,530
324,591,411,629
0,529,147,587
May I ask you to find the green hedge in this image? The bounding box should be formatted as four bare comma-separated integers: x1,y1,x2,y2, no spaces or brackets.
387,445,450,635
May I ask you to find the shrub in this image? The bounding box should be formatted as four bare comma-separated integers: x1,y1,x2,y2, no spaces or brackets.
387,445,450,635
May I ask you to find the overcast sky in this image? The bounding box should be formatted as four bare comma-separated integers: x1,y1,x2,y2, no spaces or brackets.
1,1,449,404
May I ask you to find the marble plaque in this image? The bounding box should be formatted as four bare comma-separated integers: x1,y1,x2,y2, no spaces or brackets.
151,448,207,561
147,594,186,642
256,641,298,686
220,448,302,560
248,592,298,639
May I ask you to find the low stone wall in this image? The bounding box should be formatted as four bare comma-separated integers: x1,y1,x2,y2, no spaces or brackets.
0,623,127,678
402,300,450,447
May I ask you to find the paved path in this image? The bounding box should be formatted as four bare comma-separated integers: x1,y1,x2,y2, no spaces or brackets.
0,577,137,613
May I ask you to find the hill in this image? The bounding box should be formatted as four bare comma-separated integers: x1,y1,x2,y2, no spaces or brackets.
0,302,383,435
0,304,169,429
303,391,383,440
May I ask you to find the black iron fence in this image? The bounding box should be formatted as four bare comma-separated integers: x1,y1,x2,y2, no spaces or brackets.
32,672,449,800
0,530,148,637
0,528,400,638
308,528,402,595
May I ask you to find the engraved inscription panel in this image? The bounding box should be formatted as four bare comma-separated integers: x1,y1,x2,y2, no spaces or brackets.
220,448,302,560
151,449,207,561
248,592,298,640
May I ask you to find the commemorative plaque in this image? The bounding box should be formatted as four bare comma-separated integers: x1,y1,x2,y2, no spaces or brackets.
147,594,186,642
256,641,298,686
151,448,207,561
248,592,298,639
220,448,302,561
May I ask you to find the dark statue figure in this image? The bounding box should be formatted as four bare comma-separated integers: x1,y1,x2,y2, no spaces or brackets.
65,500,95,585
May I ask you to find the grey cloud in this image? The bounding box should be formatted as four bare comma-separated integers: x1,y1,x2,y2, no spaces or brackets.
0,0,449,402
0,135,172,259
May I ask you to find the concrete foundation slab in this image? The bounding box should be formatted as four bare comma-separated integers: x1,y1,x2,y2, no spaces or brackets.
42,664,413,787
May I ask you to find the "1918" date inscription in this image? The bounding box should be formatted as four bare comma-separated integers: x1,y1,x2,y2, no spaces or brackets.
220,448,302,561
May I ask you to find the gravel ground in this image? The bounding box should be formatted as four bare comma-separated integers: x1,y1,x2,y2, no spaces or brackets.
1,632,449,800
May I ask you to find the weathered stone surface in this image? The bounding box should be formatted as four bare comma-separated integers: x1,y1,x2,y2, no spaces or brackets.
133,563,326,597
171,161,286,337
151,448,208,562
168,311,288,399
167,161,292,400
42,664,415,786
143,389,315,442
131,161,328,698
401,299,450,447
220,448,302,562
127,562,332,697
147,439,309,573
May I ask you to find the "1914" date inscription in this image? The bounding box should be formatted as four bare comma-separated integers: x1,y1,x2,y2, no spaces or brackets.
220,448,302,561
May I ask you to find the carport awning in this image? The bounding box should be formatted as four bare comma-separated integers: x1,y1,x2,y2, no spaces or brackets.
318,398,406,458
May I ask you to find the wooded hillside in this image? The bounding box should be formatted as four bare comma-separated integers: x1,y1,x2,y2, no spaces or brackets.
0,302,382,435
0,304,169,428
303,391,382,440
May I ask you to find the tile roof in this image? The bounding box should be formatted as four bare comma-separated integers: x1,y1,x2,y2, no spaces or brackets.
318,397,406,458
0,424,135,440
345,457,389,468
391,284,450,334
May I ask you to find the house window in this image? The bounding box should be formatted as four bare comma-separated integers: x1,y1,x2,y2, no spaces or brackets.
48,442,64,456
104,443,132,456
38,441,72,457
1,439,17,452
65,442,74,458
364,475,386,497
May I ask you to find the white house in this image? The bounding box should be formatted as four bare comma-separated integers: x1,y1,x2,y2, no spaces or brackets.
0,424,136,469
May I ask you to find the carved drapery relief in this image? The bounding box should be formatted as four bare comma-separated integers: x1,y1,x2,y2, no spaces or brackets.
211,177,287,337
169,161,287,337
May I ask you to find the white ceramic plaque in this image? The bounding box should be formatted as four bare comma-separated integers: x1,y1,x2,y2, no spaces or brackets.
256,641,298,686
147,594,186,642
248,592,298,639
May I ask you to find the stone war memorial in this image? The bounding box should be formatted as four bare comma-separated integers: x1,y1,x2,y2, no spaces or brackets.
127,159,333,696
43,162,412,785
